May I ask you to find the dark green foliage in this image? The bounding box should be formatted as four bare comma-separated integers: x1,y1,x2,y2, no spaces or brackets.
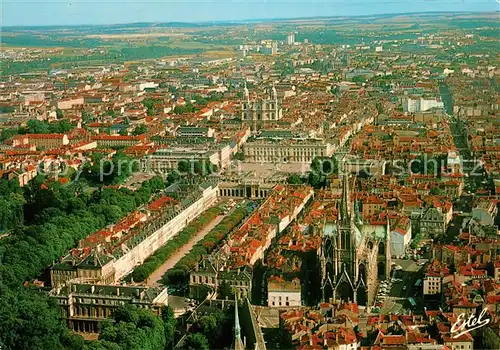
82,110,94,123
183,333,209,350
82,152,140,185
232,151,244,161
0,176,166,348
0,128,19,142
0,179,25,232
95,305,166,350
176,160,216,176
166,171,181,185
161,306,176,350
307,156,338,188
26,119,73,134
128,207,222,282
217,280,234,299
287,174,303,185
173,103,196,115
191,308,232,348
142,98,162,116
1,176,164,288
106,110,117,118
0,285,77,350
132,124,148,135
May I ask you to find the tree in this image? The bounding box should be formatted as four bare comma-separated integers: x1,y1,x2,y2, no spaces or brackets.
218,281,234,299
310,157,321,173
178,160,190,173
0,128,18,142
132,124,148,136
25,119,73,134
233,152,244,161
166,171,181,185
56,108,63,119
162,306,176,350
82,110,94,123
183,333,209,350
287,174,303,184
27,119,50,133
142,98,162,116
0,286,75,350
50,119,72,133
98,305,166,350
430,187,442,195
197,315,217,334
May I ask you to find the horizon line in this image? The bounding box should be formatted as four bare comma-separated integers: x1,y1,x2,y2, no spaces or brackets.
3,10,499,29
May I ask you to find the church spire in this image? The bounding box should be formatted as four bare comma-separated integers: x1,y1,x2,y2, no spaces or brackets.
233,295,245,350
354,190,363,225
339,160,350,224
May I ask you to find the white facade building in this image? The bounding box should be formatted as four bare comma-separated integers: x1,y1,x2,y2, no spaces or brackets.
268,277,301,307
390,227,412,257
403,97,444,113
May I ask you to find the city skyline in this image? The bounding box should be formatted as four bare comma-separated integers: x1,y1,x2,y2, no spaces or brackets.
3,0,499,27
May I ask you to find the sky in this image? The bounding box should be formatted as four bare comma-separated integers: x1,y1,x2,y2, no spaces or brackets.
2,0,499,27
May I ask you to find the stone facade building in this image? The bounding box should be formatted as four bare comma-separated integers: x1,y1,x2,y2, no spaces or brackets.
243,138,333,163
189,256,253,300
51,182,218,287
50,282,168,333
267,276,302,307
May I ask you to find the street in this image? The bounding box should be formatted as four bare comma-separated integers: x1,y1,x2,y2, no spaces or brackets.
379,258,426,315
146,214,226,287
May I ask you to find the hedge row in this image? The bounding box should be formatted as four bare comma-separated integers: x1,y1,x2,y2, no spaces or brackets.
127,206,222,282
164,206,248,284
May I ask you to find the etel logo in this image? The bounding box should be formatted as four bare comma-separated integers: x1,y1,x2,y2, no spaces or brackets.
450,308,491,339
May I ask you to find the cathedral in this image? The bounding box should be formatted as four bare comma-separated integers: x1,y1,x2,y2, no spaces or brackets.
320,172,391,310
241,83,283,131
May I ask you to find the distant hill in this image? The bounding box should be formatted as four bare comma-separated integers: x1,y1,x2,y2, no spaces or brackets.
3,11,498,32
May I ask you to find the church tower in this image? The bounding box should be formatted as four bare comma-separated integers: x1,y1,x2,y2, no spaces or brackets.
385,212,392,280
337,173,356,280
321,166,359,304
